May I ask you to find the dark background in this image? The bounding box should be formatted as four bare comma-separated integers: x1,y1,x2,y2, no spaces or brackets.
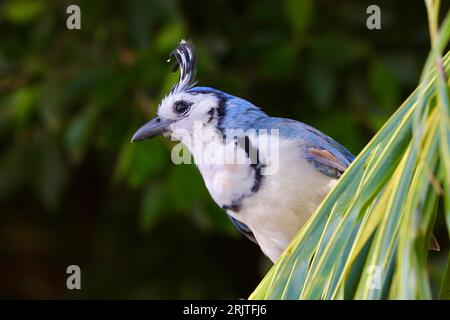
0,0,448,298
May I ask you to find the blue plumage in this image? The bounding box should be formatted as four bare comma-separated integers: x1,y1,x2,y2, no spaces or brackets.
132,40,356,262
189,86,354,178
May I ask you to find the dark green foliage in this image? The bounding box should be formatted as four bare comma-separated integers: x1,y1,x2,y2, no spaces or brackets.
0,0,448,298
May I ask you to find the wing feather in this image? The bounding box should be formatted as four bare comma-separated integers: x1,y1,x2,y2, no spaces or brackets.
227,214,258,244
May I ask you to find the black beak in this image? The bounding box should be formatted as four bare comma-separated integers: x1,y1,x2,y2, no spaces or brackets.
131,117,175,142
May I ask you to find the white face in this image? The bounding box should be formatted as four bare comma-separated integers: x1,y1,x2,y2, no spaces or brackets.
131,41,226,145
157,92,220,139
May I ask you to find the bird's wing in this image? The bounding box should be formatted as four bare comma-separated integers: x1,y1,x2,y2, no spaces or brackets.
305,147,348,178
267,117,355,179
302,124,354,178
227,214,258,244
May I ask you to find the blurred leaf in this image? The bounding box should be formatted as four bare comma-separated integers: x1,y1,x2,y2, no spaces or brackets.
284,0,314,37
310,33,369,68
155,23,185,53
64,104,99,162
3,0,47,25
313,110,363,153
10,85,39,127
0,144,27,201
31,134,67,212
168,164,205,211
125,0,179,48
261,44,297,79
62,68,105,101
126,0,153,47
369,60,401,110
304,61,336,108
91,68,135,109
115,140,167,189
139,184,168,232
384,54,421,87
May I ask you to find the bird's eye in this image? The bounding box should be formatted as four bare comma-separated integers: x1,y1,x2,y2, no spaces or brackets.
173,100,191,114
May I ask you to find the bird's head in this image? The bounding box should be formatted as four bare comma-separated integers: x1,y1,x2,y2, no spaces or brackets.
131,40,231,144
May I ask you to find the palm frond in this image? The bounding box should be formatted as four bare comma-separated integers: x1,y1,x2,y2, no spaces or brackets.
250,2,450,300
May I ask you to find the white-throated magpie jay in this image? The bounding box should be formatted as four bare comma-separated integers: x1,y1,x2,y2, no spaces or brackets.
131,40,359,262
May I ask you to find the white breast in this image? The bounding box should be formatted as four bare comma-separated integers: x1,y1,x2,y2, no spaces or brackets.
233,138,337,262
188,132,257,207
188,133,338,262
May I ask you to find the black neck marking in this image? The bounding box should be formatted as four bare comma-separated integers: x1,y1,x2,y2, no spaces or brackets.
222,136,265,213
206,107,215,124
216,92,227,136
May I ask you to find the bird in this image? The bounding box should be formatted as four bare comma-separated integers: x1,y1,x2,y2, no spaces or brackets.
131,40,437,262
131,40,354,262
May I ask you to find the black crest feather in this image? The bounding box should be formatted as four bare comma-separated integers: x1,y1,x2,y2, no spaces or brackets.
168,39,197,94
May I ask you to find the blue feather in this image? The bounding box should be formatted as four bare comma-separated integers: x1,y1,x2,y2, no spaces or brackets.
188,87,354,167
